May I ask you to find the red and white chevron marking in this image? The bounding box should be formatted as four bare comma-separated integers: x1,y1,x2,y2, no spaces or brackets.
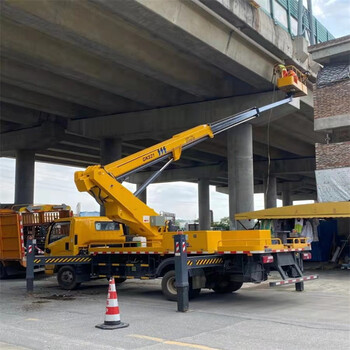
92,247,310,256
217,250,265,254
269,248,309,253
270,275,318,287
93,251,161,255
18,214,25,258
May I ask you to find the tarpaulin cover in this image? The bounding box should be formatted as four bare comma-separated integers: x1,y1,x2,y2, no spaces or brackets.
317,64,350,88
316,167,350,202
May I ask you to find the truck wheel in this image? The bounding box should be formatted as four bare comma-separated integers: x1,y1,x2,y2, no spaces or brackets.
0,263,7,279
213,280,243,294
57,266,80,290
161,270,201,301
162,270,177,301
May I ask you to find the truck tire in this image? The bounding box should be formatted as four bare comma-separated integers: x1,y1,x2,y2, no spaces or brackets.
213,279,243,294
57,266,80,290
162,270,177,300
161,270,201,301
0,263,7,279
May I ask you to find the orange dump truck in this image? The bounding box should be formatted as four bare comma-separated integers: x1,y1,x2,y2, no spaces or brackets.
0,204,71,278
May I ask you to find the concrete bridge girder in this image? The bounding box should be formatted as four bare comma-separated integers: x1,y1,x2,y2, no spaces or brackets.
70,90,315,158
0,82,99,118
0,102,42,125
0,122,66,152
70,91,299,137
128,158,315,185
0,19,197,108
217,180,317,199
1,0,244,99
91,0,276,89
0,57,146,114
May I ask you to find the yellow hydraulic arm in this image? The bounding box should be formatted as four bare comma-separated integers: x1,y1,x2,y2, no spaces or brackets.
75,96,295,242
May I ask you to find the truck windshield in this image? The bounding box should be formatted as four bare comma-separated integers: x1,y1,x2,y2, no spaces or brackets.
48,222,70,243
95,222,120,231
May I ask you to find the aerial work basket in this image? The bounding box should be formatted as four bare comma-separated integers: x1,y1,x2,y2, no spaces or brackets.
275,64,308,97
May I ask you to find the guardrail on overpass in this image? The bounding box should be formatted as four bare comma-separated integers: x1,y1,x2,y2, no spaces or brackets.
255,0,334,43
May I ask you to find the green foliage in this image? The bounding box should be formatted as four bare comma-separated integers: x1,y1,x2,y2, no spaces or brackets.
212,217,230,230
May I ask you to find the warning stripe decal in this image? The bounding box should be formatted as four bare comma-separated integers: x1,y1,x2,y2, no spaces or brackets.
34,257,92,264
188,258,224,266
110,275,154,280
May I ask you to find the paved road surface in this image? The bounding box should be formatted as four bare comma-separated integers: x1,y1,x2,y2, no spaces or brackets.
0,270,349,350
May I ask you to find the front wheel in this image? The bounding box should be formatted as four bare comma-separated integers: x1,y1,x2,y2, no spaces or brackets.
57,266,80,290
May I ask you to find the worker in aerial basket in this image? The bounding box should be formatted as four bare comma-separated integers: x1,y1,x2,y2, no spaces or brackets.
276,64,288,77
275,64,299,84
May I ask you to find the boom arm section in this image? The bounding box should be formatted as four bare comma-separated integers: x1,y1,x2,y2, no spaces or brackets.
74,97,293,241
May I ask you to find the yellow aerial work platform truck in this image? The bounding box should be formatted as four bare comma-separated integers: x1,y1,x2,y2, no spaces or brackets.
37,69,318,299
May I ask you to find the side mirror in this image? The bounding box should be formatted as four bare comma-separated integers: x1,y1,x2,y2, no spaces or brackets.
45,248,51,254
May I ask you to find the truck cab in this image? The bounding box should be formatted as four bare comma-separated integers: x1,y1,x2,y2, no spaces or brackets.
45,216,125,287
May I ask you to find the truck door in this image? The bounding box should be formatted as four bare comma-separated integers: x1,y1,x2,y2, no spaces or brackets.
46,221,72,256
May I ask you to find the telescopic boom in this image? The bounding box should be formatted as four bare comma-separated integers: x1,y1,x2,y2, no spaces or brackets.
74,96,293,240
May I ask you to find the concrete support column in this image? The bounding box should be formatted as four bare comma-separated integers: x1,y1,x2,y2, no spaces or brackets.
100,138,122,165
100,138,122,215
136,183,147,204
15,149,35,205
198,178,210,230
282,186,293,207
264,175,277,208
227,124,254,230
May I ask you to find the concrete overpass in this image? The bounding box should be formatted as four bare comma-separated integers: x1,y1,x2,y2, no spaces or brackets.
0,0,327,228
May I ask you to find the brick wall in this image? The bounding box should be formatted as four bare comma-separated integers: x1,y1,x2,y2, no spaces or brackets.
315,141,350,170
314,80,350,119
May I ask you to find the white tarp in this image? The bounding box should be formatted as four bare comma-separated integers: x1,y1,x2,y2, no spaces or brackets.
315,167,350,202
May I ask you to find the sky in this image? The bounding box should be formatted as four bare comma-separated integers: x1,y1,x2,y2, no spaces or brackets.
312,0,350,38
0,157,268,221
1,0,346,221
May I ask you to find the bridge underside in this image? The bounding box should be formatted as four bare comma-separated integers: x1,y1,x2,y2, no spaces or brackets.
0,0,322,204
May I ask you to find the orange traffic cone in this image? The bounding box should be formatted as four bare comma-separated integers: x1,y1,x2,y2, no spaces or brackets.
96,278,129,330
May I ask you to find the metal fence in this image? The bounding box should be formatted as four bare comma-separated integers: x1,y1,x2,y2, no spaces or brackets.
257,0,334,43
